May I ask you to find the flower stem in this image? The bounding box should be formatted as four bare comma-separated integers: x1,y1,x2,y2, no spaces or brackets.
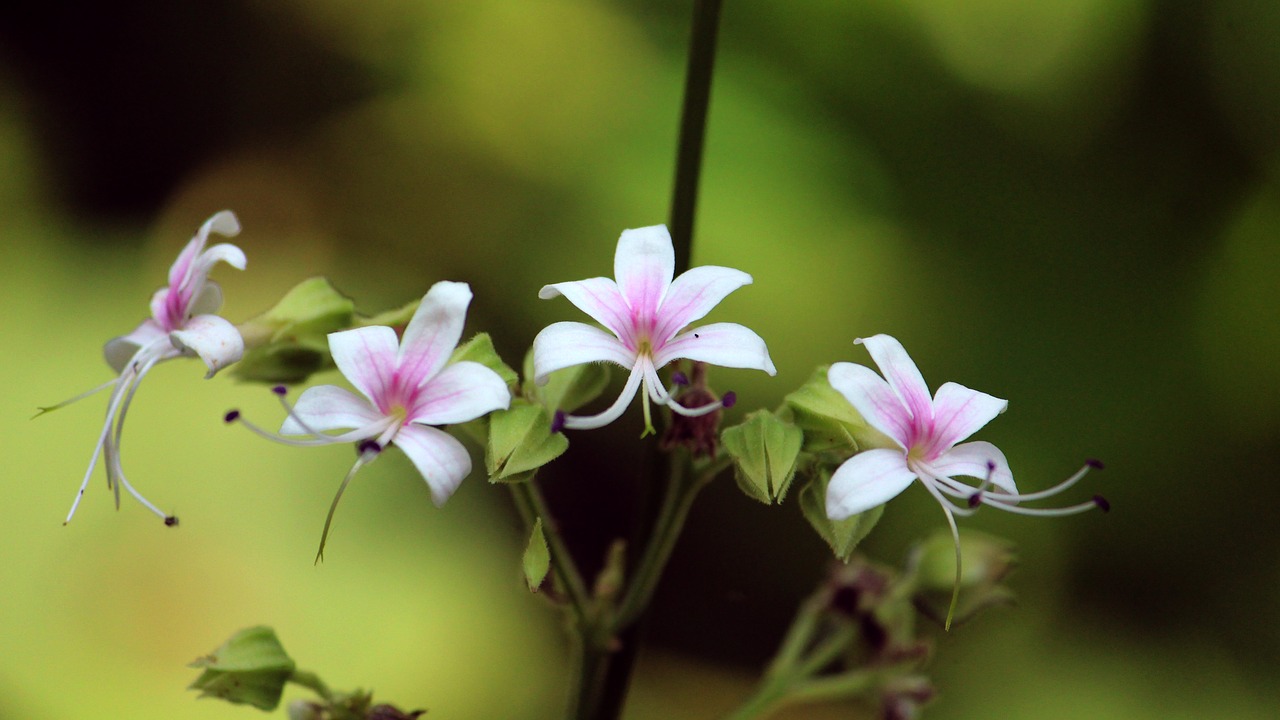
287,668,332,702
667,0,724,275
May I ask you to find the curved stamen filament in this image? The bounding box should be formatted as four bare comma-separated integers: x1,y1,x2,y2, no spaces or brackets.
315,445,382,564
641,362,726,417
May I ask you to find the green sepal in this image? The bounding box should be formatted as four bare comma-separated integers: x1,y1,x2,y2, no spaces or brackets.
721,410,805,504
355,298,419,329
188,626,296,711
523,517,551,592
798,470,885,562
486,400,569,481
234,277,356,384
784,365,892,454
908,529,1018,628
522,346,609,413
451,332,519,388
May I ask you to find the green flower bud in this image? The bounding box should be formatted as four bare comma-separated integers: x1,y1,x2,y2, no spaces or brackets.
721,410,804,503
188,626,296,711
235,277,355,384
485,400,569,481
908,529,1018,627
783,365,895,454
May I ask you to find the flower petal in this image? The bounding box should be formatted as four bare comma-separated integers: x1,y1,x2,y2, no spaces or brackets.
392,424,472,506
169,314,244,378
931,381,1007,453
614,225,674,320
169,211,240,287
398,281,471,387
409,361,511,426
194,242,247,275
652,265,753,343
329,325,400,406
188,281,224,317
929,440,1018,496
561,362,645,430
827,361,912,447
532,321,636,383
856,335,933,426
826,448,918,520
537,277,633,343
104,320,167,373
282,385,385,435
653,322,776,374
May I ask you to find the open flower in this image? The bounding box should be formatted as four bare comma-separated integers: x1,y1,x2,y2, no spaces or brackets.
825,334,1105,626
228,281,511,559
532,225,775,432
48,211,246,525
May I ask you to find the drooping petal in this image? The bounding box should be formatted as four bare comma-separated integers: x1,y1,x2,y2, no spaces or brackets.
392,423,473,506
398,281,471,387
856,335,933,426
329,325,400,407
614,225,674,320
192,242,247,277
282,385,386,435
652,265,752,343
169,314,244,378
930,381,1008,455
827,362,912,447
538,277,634,344
168,211,241,287
408,361,511,426
532,321,636,383
653,322,776,374
561,362,645,430
104,320,167,373
929,440,1018,496
826,448,918,520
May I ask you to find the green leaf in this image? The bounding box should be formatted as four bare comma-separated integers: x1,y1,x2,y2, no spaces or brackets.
234,277,356,384
798,470,885,562
522,518,551,592
522,346,609,413
784,365,892,454
721,410,805,504
188,626,296,711
451,333,519,387
486,401,569,481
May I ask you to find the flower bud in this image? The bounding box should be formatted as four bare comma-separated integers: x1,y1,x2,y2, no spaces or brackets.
234,277,355,384
188,626,296,711
908,529,1018,627
721,409,804,503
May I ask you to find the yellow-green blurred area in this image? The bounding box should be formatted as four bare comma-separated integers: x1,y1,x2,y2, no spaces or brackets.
2,0,1278,718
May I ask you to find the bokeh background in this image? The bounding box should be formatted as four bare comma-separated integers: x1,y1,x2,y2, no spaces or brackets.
3,1,1278,718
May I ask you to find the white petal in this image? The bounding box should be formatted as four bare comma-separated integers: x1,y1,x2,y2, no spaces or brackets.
282,385,385,435
930,441,1018,496
931,381,1007,452
104,320,166,373
826,448,918,520
167,211,240,287
653,322,776,374
392,424,473,506
188,281,224,317
194,242,247,274
828,362,912,447
329,325,399,406
856,335,933,426
398,281,471,386
538,277,634,343
561,362,645,429
409,361,511,426
652,265,752,343
614,225,674,320
169,314,244,378
532,321,636,383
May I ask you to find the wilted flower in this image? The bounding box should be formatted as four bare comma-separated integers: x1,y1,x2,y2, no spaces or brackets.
533,225,774,434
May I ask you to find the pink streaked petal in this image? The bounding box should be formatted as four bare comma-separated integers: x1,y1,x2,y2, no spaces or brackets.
398,281,471,387
827,362,912,447
169,314,244,378
532,321,636,383
282,385,385,435
409,361,511,426
538,277,633,343
149,287,178,329
931,441,1018,496
104,320,167,374
614,225,674,320
653,322,776,375
826,448,918,520
168,211,240,287
193,242,247,276
392,424,473,507
329,325,400,406
856,335,933,426
652,265,753,343
931,381,1007,453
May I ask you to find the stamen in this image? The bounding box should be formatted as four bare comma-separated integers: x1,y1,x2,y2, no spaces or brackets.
315,450,379,563
1093,495,1111,513
224,410,241,423
357,439,382,455
550,410,566,434
272,385,288,396
164,516,179,527
981,460,1101,504
671,371,689,386
722,391,737,408
940,505,962,632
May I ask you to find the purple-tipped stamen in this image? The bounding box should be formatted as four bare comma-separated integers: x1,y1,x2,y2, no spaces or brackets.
671,371,690,386
550,410,566,434
721,391,737,409
358,439,382,455
224,409,241,423
1093,495,1111,513
164,515,179,527
272,385,288,396
1086,458,1105,470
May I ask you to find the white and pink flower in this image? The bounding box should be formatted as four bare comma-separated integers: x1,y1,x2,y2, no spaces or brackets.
533,225,775,432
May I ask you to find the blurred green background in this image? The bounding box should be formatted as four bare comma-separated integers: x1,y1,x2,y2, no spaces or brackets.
2,1,1278,718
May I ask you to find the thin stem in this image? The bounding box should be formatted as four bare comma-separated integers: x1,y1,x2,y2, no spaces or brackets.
508,479,592,622
287,669,332,702
668,0,725,275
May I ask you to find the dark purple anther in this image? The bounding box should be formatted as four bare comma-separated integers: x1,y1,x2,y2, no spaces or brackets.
550,410,566,434
968,493,983,508
164,515,179,527
721,391,737,409
1086,458,1105,470
671,371,690,386
1093,495,1111,513
358,440,382,455
272,385,288,396
223,410,241,423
